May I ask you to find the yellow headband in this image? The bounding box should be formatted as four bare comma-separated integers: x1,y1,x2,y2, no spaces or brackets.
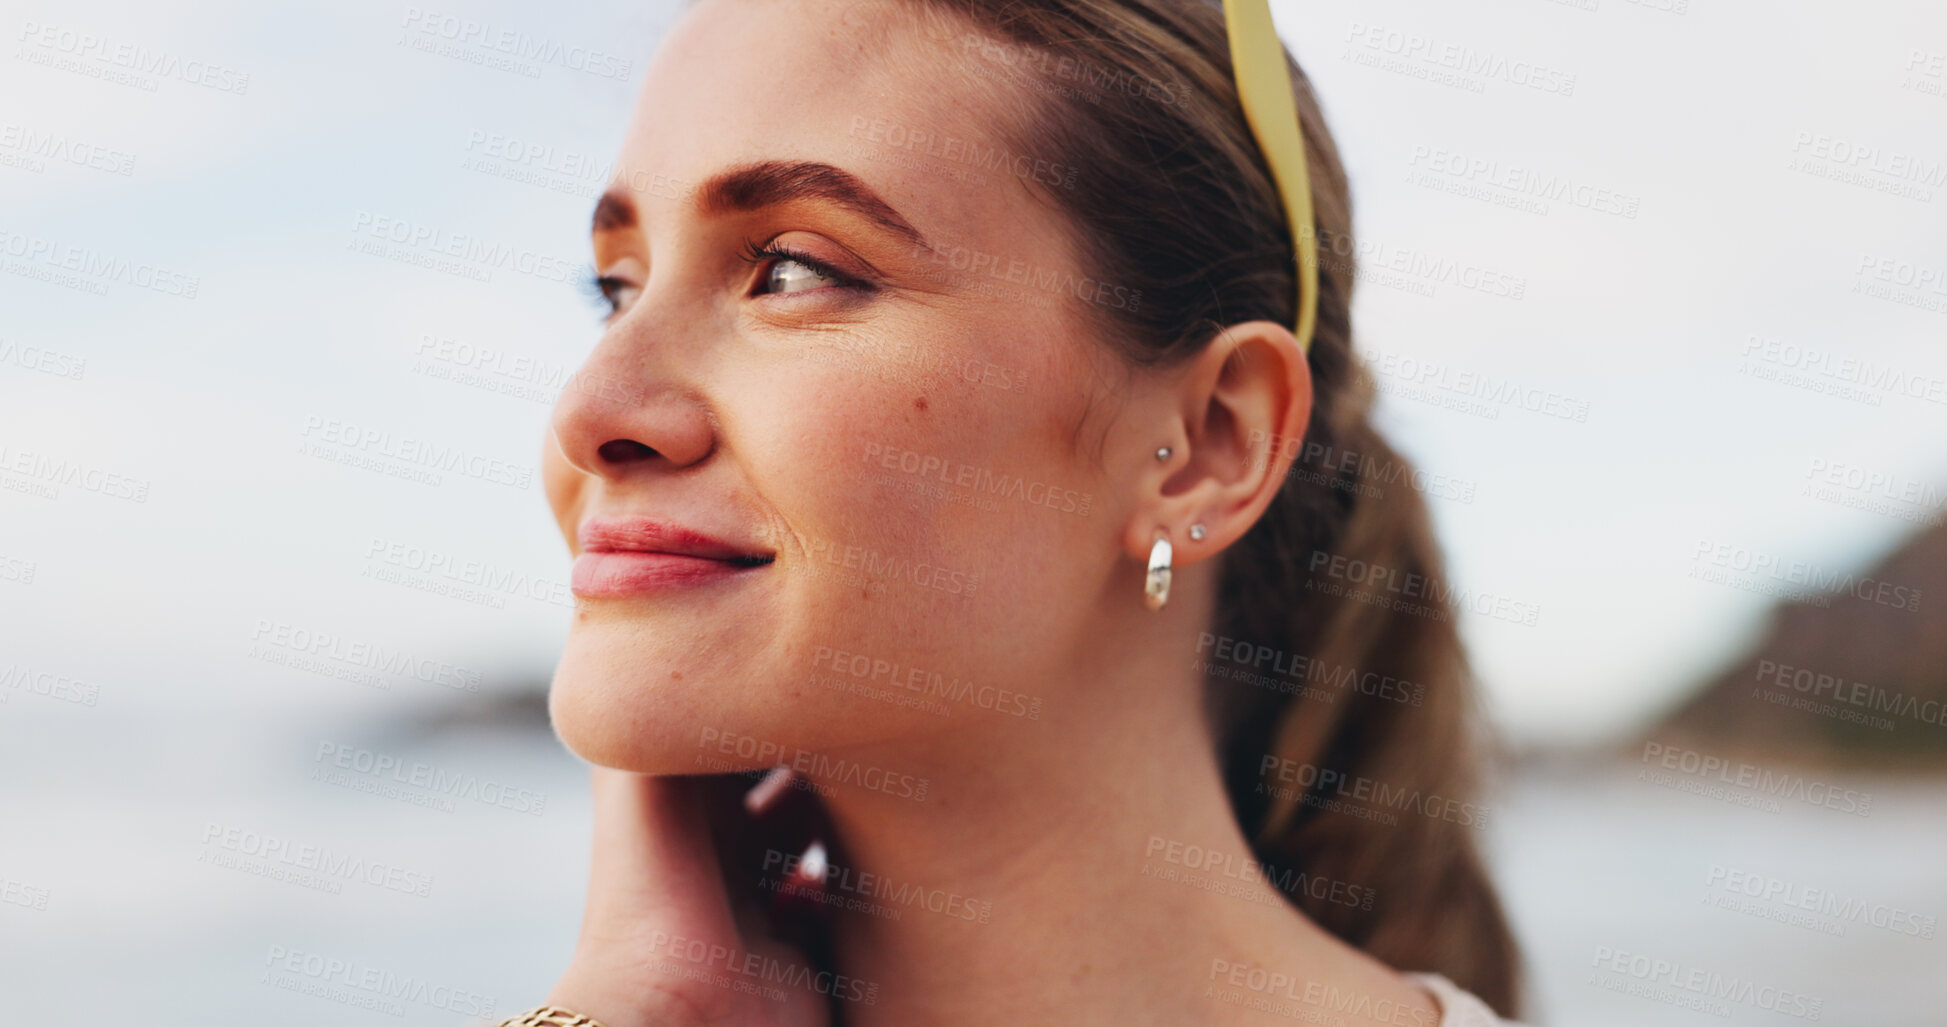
1221,0,1318,356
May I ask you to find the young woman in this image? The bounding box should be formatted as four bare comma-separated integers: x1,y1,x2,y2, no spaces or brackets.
513,0,1525,1023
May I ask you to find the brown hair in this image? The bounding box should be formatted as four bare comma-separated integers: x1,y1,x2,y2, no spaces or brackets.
901,0,1523,1013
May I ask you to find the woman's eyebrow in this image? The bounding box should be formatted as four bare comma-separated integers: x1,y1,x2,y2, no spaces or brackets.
591,190,636,234
589,160,932,251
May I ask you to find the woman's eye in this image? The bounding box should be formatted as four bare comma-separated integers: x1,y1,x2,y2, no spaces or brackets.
764,257,839,295
596,277,640,317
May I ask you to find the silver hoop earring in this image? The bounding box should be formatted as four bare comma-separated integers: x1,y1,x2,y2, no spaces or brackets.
1144,532,1173,611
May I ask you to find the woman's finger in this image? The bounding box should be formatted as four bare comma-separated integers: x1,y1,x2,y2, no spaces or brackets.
577,767,739,951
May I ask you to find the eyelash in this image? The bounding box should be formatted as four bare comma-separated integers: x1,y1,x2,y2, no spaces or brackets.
581,266,629,321
581,241,870,321
736,238,870,295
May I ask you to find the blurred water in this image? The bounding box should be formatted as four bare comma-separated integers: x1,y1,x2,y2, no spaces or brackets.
1,697,1938,1024
0,702,589,1024
1494,760,1946,1026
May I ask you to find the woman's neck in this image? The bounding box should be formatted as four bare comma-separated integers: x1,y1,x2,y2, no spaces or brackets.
809,581,1441,1026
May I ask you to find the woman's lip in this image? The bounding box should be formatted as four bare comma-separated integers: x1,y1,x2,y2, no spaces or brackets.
578,516,772,562
571,551,768,599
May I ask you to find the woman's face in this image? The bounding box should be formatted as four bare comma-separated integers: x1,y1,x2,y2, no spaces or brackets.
542,0,1145,772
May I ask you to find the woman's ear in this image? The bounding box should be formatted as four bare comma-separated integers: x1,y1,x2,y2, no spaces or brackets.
1120,321,1313,568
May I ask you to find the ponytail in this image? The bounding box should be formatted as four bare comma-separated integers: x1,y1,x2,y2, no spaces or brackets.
1217,362,1521,1012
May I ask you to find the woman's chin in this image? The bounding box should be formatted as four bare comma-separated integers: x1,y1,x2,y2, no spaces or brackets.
547,648,703,773
544,623,942,778
545,645,791,776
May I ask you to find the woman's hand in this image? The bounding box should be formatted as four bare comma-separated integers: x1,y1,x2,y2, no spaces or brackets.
544,767,834,1027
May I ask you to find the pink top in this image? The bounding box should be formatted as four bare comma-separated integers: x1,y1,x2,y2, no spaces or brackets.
1405,973,1527,1027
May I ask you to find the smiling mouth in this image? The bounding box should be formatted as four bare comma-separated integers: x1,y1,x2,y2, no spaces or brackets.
571,517,777,599
571,549,773,598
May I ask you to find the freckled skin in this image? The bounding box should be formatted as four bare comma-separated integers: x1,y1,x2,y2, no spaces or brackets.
542,0,1126,774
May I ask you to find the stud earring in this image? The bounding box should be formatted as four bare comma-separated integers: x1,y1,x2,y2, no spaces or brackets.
1144,531,1173,611
1189,523,1207,542
1155,446,1173,462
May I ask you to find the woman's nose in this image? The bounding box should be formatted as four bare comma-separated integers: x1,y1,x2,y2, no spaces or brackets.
548,330,716,481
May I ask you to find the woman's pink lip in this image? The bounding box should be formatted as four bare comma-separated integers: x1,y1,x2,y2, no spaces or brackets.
571,550,768,598
577,517,770,562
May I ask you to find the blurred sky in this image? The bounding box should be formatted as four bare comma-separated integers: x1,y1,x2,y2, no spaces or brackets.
2,0,1945,748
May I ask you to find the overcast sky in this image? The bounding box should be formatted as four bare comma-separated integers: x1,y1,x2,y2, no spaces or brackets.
3,0,1943,747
